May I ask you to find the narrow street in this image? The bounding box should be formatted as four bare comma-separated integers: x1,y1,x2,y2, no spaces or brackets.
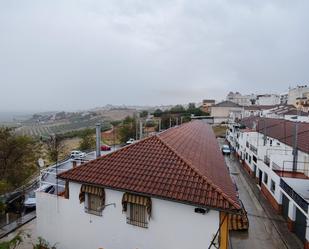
217,138,302,249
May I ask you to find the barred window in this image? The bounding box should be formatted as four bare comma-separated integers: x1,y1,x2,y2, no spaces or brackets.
127,203,148,228
85,193,104,216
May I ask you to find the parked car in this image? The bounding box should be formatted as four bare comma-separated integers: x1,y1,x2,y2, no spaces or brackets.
126,138,135,145
221,145,231,155
37,184,55,194
70,150,86,159
100,144,111,151
24,191,36,210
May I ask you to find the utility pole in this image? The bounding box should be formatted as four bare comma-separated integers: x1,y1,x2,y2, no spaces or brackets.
96,123,101,158
158,119,161,132
181,116,183,125
139,120,143,140
169,117,172,128
263,119,267,146
176,117,178,126
292,122,299,171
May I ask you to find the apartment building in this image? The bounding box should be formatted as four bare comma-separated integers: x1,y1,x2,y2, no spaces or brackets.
226,117,309,248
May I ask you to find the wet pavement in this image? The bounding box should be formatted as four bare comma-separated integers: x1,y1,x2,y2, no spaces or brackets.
217,138,303,249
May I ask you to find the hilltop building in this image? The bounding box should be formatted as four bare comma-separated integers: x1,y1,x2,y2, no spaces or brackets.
288,85,309,106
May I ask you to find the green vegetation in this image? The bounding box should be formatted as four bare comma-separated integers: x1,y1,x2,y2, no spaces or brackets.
152,103,208,130
118,116,137,143
0,233,57,249
79,129,96,151
44,135,65,163
0,231,29,249
33,237,57,249
16,117,112,138
0,128,39,195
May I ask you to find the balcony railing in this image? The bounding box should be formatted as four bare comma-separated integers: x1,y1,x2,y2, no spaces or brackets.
272,162,309,179
280,179,308,213
250,145,257,155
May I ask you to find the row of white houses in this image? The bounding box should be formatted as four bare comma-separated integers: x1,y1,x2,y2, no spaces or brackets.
226,117,309,248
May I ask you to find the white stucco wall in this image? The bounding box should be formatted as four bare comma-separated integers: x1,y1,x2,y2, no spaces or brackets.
37,182,220,249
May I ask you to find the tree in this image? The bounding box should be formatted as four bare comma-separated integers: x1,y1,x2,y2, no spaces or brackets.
45,134,65,163
79,129,96,151
0,128,39,193
153,109,163,117
139,110,148,118
170,105,185,114
119,116,137,143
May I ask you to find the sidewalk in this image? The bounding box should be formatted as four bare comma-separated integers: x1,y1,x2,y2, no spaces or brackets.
0,211,36,239
235,154,303,249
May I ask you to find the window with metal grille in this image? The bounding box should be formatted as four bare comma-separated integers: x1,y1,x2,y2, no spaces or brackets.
127,203,148,228
85,193,103,216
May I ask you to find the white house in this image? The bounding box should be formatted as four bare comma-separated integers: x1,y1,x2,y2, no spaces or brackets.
256,94,281,106
227,117,309,248
210,101,244,124
37,121,242,249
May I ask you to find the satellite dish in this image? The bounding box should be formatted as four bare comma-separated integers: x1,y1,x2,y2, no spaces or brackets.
38,158,45,168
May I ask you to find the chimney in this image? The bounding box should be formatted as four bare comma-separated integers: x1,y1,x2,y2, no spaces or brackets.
72,160,77,168
96,123,101,158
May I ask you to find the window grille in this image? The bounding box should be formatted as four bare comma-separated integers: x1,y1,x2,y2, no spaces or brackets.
127,203,148,228
85,193,104,216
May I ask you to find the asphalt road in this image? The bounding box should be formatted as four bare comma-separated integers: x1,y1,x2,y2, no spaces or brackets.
217,138,291,249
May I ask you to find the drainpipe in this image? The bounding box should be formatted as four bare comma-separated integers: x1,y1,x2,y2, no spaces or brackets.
96,123,101,158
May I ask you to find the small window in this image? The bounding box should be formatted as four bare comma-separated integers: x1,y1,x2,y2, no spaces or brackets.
270,180,276,193
264,173,268,184
249,156,252,164
270,140,273,146
127,203,148,228
253,155,257,163
85,193,104,216
246,153,248,160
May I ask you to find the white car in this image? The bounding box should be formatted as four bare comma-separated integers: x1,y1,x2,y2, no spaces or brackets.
70,150,86,159
126,138,135,145
221,145,231,155
24,192,36,210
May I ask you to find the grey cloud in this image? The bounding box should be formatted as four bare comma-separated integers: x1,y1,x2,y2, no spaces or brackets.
0,0,308,111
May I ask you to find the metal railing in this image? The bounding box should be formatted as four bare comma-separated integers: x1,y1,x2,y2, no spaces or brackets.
272,161,309,178
264,156,270,167
280,179,308,213
250,144,257,155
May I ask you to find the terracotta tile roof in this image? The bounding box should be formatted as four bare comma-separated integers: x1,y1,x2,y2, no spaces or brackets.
59,121,241,212
240,117,309,154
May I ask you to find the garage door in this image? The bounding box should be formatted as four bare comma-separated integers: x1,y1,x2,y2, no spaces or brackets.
282,194,289,220
295,208,307,243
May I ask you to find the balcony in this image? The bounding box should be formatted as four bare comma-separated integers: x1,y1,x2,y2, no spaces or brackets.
280,179,308,213
272,162,309,179
249,145,257,155
264,156,270,167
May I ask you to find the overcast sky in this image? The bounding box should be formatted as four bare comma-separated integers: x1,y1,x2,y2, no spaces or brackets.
0,0,308,112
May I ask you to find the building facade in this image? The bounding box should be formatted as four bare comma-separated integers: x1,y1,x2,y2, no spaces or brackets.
210,101,244,123
226,117,309,248
37,121,241,249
